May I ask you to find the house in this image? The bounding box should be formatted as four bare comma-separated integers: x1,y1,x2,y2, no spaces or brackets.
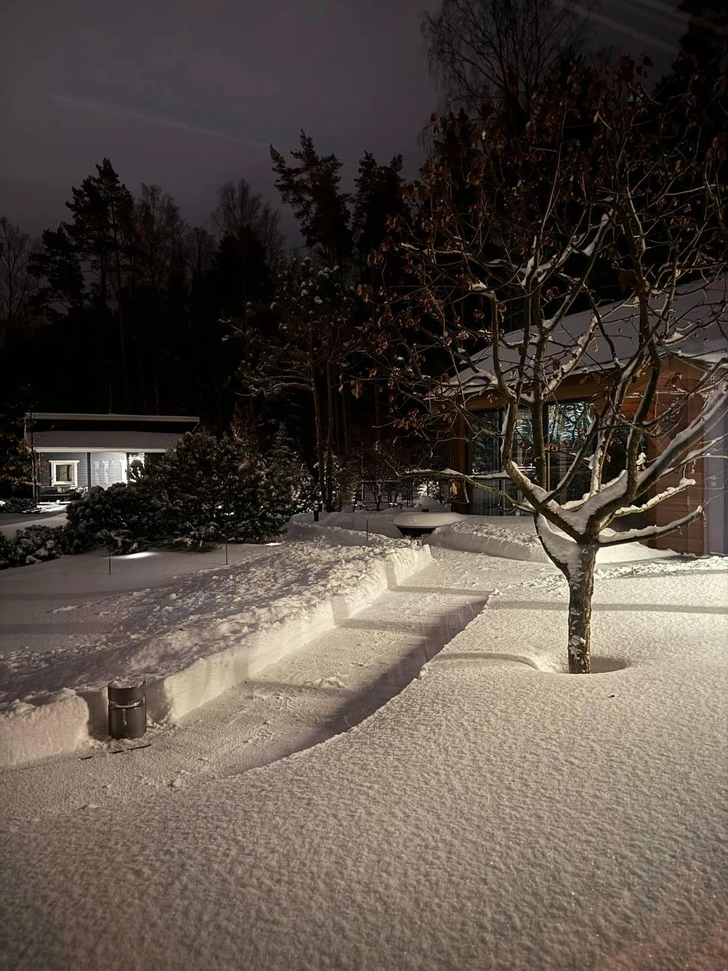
25,413,199,500
450,281,728,556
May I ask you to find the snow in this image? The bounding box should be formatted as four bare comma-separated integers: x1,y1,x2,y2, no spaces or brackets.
0,536,430,766
1,523,726,970
301,509,677,566
393,511,464,529
0,510,66,537
458,276,728,391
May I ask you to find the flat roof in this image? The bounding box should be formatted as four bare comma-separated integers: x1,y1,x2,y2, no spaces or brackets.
31,430,193,452
28,413,199,423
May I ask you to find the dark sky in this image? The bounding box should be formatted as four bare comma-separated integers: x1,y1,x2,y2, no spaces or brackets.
0,0,685,240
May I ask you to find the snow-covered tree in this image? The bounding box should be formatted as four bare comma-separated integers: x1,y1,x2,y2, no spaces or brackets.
264,426,318,516
366,56,728,673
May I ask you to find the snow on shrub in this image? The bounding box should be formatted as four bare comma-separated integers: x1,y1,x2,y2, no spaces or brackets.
0,524,66,569
0,496,36,514
64,483,162,555
148,429,295,546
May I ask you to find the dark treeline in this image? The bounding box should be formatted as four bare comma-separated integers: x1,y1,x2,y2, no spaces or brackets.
0,140,404,471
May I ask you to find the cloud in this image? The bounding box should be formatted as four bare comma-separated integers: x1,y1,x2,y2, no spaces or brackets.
53,95,272,150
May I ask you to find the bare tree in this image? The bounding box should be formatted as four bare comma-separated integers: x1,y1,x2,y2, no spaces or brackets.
423,0,591,119
0,217,38,347
213,179,283,267
366,56,728,672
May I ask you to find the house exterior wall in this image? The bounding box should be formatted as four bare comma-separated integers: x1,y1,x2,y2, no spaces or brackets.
704,406,727,555
37,452,89,490
643,362,711,556
454,360,722,556
35,450,170,494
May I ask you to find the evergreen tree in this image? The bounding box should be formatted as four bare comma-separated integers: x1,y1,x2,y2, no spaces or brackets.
270,132,352,266
0,409,32,499
64,159,136,410
233,257,357,510
265,426,318,515
676,0,728,76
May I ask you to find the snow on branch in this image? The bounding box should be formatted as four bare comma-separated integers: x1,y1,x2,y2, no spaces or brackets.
597,508,703,546
612,478,696,517
639,383,728,491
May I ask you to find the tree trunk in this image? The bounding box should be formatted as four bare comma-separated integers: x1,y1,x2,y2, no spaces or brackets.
566,545,597,673
312,378,326,510
341,383,350,454
325,360,335,510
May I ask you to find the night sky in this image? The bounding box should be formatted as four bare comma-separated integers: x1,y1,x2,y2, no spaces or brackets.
1,0,684,240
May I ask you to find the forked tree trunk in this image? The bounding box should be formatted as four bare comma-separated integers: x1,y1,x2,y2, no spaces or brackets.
566,545,598,674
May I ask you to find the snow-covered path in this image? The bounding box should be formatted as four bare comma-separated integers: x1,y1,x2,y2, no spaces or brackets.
1,557,490,815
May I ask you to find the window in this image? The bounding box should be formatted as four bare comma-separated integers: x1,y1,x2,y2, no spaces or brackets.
126,453,146,482
467,402,594,514
546,401,593,503
50,460,79,487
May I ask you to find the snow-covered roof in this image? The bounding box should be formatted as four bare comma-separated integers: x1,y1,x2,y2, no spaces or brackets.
458,278,728,393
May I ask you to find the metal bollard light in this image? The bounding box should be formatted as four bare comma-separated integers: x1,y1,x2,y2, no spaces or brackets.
108,680,147,740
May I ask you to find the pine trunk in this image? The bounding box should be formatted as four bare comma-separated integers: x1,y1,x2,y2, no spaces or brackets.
325,361,335,511
312,379,326,511
567,545,597,674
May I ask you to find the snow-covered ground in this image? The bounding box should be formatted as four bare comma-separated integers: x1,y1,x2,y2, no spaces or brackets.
1,520,726,970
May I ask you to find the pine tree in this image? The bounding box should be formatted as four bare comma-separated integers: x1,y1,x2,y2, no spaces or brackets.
270,132,352,267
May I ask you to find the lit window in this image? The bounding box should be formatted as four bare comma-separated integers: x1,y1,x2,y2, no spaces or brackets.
50,460,78,487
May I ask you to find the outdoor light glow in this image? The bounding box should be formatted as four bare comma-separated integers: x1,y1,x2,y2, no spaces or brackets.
115,551,158,559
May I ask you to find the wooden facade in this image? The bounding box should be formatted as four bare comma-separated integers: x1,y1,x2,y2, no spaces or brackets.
453,357,726,556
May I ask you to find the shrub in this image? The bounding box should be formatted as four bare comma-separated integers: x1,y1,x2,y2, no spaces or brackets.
64,483,162,554
0,524,66,569
0,496,36,514
0,533,15,569
55,429,316,558
148,429,302,546
266,428,318,517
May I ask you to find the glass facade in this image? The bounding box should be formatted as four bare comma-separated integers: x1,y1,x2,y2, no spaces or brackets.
467,401,594,513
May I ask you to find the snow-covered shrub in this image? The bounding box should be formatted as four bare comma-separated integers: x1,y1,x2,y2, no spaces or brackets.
64,483,162,554
0,496,36,514
265,428,318,516
97,529,149,556
330,454,360,511
0,533,16,569
60,430,314,555
0,524,66,568
167,525,220,553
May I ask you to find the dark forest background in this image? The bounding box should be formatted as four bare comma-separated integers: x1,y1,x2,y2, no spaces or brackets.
1,0,725,476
